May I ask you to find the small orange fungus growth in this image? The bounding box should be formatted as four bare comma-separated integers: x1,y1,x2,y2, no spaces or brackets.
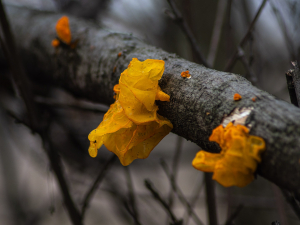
51,39,60,48
181,70,191,78
192,122,265,187
88,58,173,166
118,52,122,57
56,16,71,44
252,97,257,102
233,93,242,101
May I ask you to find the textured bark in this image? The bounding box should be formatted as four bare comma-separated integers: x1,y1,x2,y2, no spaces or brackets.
4,5,300,198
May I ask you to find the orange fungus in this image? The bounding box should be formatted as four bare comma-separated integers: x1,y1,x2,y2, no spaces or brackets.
88,58,173,166
192,122,265,187
233,93,242,101
181,70,191,78
252,97,257,102
118,52,122,57
51,39,60,48
56,16,71,44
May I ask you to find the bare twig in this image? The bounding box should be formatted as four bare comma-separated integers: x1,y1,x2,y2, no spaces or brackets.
168,136,184,209
124,166,139,224
42,131,83,225
207,0,227,67
272,184,288,225
123,201,143,225
166,0,209,67
204,173,218,225
269,1,296,60
6,109,83,225
291,61,300,106
224,0,269,72
0,0,38,130
224,204,244,225
81,154,117,219
184,174,204,225
160,159,204,225
172,136,184,180
280,189,300,221
35,96,107,114
237,47,256,83
285,69,299,107
144,179,182,225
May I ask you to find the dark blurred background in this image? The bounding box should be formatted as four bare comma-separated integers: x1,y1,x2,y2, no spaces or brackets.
0,0,300,224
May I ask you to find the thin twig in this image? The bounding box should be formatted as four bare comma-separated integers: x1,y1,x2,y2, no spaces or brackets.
81,154,117,219
272,184,288,225
270,1,296,60
0,0,38,130
35,96,107,113
204,173,218,225
237,47,256,83
207,0,227,67
224,204,244,225
6,109,83,225
280,189,300,221
124,166,139,224
144,179,182,225
224,0,269,72
172,136,184,181
184,174,205,225
285,69,299,107
291,61,300,106
42,131,83,225
160,159,204,225
123,201,143,225
166,0,209,67
168,136,184,209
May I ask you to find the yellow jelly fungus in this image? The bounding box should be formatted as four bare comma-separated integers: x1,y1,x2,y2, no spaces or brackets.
56,16,71,45
192,122,265,187
88,58,173,166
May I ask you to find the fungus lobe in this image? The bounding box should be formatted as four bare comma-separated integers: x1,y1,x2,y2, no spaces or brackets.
55,16,71,45
88,58,173,166
192,122,265,187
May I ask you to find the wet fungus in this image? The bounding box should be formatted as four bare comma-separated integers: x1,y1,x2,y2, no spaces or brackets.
88,58,173,166
192,122,265,187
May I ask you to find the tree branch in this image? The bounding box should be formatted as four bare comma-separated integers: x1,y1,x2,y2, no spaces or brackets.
3,5,300,199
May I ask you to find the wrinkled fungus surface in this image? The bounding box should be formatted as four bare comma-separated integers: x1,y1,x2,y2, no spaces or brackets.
55,16,71,44
88,58,173,166
192,122,265,187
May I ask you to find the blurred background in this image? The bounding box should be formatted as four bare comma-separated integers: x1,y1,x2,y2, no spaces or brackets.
0,0,300,224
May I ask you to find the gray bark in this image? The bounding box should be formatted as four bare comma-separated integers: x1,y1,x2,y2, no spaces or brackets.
3,5,300,198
